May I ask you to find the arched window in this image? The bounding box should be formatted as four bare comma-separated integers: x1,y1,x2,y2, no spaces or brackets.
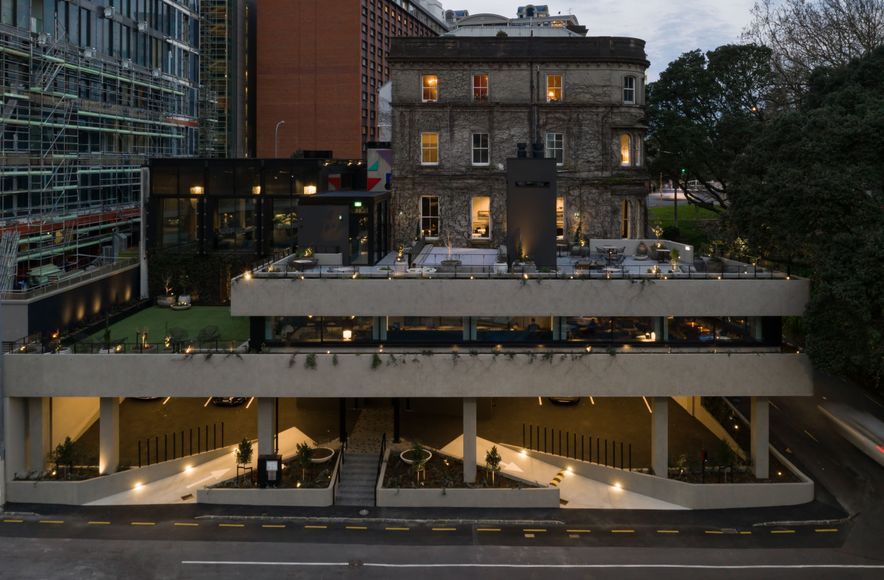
619,133,632,166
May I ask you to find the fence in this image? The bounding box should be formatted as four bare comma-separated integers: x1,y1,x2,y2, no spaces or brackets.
137,422,225,468
522,423,633,471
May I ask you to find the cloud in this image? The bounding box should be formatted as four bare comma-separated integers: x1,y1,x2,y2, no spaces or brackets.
456,0,757,80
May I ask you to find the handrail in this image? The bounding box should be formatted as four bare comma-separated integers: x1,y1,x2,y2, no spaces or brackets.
374,432,387,506
522,422,633,471
0,258,139,300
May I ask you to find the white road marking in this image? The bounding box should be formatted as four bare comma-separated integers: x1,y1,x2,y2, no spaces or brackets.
182,562,884,570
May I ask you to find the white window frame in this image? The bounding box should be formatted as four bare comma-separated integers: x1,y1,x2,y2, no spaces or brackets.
471,133,489,166
545,132,564,166
420,132,439,166
421,74,438,103
472,73,489,101
623,75,636,104
420,195,440,239
470,196,491,239
546,74,562,102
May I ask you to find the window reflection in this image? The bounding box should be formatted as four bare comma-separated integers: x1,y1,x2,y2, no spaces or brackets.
387,317,462,343
476,317,552,343
271,317,373,343
212,198,256,250
160,198,198,247
562,317,655,342
668,317,752,344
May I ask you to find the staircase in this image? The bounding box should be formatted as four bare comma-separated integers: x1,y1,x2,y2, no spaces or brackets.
335,453,379,506
334,406,393,506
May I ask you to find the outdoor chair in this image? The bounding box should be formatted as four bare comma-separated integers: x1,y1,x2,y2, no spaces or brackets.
197,325,220,343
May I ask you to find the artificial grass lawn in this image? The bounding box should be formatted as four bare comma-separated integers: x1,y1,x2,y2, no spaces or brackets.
85,306,249,345
648,204,720,249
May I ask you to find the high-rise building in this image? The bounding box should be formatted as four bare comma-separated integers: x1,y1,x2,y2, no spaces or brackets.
256,0,448,160
0,1,199,292
198,0,251,158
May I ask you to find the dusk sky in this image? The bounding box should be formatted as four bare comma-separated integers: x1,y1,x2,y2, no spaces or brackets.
454,1,758,80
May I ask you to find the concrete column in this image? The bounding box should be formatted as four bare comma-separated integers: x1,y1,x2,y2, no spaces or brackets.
750,317,763,342
662,317,670,342
751,396,770,479
651,397,669,478
26,398,50,472
653,317,664,342
552,317,562,341
99,397,119,475
462,317,477,341
463,397,477,484
258,397,278,457
4,397,26,479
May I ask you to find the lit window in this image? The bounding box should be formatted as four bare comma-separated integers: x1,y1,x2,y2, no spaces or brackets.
623,76,636,104
546,74,562,102
621,199,631,238
422,74,438,102
421,132,439,165
420,196,439,238
619,133,632,166
471,133,489,165
545,132,564,166
471,196,491,239
556,197,565,239
473,74,489,101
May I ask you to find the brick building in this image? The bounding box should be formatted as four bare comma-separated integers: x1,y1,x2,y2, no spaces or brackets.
388,36,650,248
256,0,447,160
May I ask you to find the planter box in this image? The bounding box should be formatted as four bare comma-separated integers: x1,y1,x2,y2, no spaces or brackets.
196,452,341,507
375,448,558,508
504,445,813,510
7,446,232,505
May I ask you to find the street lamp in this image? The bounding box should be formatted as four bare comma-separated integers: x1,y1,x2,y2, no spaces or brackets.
274,120,286,158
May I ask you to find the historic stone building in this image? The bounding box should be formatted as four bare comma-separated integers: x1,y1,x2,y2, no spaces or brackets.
388,36,650,248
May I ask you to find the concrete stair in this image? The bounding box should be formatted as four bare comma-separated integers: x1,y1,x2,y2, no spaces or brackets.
335,453,379,506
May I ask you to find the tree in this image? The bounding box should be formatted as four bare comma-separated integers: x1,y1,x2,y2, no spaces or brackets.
647,44,774,213
485,446,502,486
49,437,77,478
295,442,312,482
728,46,884,390
744,0,884,105
236,438,253,466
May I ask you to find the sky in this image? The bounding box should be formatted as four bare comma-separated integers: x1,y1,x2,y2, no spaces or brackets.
452,0,758,80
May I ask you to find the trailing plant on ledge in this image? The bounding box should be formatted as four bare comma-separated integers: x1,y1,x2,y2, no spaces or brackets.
371,353,383,369
304,354,317,369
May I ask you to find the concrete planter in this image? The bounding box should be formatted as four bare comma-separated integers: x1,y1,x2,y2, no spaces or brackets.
196,452,341,507
505,445,813,509
6,446,232,505
376,448,559,508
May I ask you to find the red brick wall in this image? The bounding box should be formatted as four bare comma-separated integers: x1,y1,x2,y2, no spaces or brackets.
257,0,362,159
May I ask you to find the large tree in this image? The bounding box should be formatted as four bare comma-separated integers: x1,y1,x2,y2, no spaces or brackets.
744,0,884,105
728,46,884,389
646,44,774,213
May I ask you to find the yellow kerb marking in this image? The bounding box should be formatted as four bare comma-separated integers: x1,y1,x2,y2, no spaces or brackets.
87,521,111,525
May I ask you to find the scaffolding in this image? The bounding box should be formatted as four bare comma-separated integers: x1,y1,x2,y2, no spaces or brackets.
0,20,198,282
199,0,229,158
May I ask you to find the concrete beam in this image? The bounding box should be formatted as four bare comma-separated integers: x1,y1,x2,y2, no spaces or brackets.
258,398,277,457
463,397,477,484
99,397,119,475
26,398,50,472
751,396,770,479
651,397,669,478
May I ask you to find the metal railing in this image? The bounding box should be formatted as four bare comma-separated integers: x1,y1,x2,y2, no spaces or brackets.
522,422,633,471
137,421,225,468
0,257,139,300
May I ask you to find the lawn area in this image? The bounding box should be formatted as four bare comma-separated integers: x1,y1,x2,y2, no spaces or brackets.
648,204,721,249
84,306,249,345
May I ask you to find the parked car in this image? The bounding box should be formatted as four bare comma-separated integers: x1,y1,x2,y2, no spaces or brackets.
211,397,246,407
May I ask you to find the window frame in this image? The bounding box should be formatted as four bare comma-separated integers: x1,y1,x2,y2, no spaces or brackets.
623,75,636,104
421,74,438,103
472,73,489,102
546,74,562,103
420,132,439,166
545,132,564,166
471,132,490,166
619,133,632,167
556,196,565,240
420,195,440,239
470,196,491,240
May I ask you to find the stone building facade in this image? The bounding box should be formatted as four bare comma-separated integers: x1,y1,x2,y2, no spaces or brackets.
388,37,650,249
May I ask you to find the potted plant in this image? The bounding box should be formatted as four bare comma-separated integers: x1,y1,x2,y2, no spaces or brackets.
485,446,502,487
236,438,254,485
493,246,508,274
511,236,536,273
295,442,313,482
157,274,176,307
309,446,335,463
440,232,462,269
669,248,680,271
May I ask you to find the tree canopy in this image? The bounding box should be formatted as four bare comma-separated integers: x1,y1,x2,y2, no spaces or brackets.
646,44,774,212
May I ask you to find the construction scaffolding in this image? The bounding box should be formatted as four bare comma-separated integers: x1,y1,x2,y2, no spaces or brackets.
0,20,198,288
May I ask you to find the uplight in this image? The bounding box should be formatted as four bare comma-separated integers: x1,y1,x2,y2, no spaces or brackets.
243,270,252,281
134,482,143,491
612,482,623,491
184,465,193,473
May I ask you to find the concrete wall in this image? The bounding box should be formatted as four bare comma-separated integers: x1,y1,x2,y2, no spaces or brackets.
673,396,746,460
230,277,810,318
505,445,814,509
376,448,559,508
3,351,815,398
196,452,340,507
51,397,99,448
0,301,29,342
6,446,231,505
